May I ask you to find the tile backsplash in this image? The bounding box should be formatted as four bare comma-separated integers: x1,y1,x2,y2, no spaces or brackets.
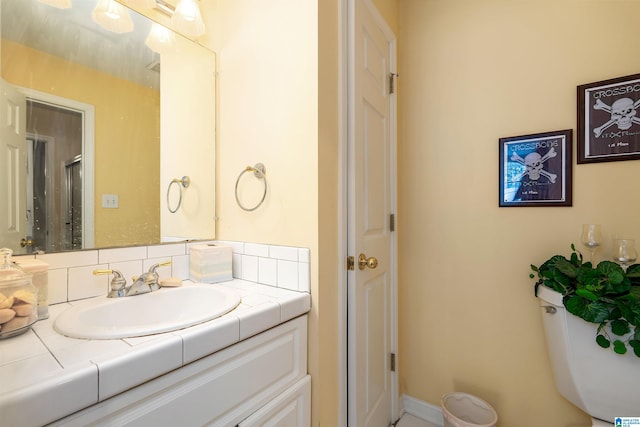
14,241,311,305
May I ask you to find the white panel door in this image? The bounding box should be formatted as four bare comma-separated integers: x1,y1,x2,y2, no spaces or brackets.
0,79,27,253
348,0,396,425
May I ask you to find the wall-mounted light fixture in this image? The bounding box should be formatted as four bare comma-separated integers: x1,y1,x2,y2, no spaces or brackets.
37,0,72,9
145,22,176,54
92,0,134,33
171,0,205,38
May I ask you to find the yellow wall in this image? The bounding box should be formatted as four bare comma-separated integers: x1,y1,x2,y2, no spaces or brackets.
1,40,160,248
203,0,332,425
159,37,216,241
372,0,398,34
318,0,341,425
398,1,640,425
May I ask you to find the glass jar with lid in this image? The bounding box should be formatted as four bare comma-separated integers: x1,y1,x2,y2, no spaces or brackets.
0,248,38,339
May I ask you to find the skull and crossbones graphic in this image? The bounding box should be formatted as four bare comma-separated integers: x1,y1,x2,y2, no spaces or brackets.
592,97,640,137
511,148,557,183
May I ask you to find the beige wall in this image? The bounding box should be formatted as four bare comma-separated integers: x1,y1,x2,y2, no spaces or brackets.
372,0,398,35
208,0,318,249
202,1,335,425
160,37,216,241
2,40,160,248
317,0,341,425
398,1,640,426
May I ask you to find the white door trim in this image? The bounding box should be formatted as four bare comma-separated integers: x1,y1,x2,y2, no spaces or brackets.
339,0,399,424
18,87,95,249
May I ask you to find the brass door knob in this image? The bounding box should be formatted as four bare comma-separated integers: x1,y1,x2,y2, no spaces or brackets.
20,238,34,248
358,253,378,270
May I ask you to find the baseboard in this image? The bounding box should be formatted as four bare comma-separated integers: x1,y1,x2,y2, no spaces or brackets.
402,394,444,427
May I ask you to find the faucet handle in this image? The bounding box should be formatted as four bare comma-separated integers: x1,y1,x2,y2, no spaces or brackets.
148,260,172,274
93,269,126,297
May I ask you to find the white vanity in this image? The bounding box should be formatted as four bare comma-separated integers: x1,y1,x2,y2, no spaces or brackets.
0,280,311,426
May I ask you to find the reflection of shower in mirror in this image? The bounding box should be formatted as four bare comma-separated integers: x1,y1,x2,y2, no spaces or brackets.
25,101,83,254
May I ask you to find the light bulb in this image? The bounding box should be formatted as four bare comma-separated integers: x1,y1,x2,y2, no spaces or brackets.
171,0,206,37
92,0,134,34
145,23,176,54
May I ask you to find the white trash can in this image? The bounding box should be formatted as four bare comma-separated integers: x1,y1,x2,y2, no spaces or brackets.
441,392,498,427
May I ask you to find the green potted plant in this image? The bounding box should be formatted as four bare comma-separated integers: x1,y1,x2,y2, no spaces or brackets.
530,244,640,357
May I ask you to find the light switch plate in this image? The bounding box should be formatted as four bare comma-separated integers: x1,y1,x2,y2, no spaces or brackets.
102,194,119,208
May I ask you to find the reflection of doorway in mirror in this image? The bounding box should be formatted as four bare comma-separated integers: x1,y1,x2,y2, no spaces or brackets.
26,101,83,252
64,156,82,251
21,89,95,250
26,135,55,253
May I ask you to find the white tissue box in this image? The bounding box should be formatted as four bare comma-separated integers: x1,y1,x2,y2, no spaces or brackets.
189,244,233,283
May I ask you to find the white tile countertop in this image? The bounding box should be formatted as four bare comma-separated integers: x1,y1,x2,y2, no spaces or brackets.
0,279,311,427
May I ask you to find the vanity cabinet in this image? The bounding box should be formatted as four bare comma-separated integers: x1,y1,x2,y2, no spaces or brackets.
238,375,310,426
50,316,309,427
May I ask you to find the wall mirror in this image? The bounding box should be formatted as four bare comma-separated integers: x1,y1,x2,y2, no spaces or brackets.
0,0,216,255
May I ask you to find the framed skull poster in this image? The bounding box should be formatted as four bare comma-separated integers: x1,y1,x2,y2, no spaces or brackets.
578,73,640,163
499,130,573,207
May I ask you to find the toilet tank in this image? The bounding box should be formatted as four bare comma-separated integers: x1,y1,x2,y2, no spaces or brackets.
537,285,640,421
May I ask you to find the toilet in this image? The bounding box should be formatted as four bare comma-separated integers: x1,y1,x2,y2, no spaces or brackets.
537,285,640,426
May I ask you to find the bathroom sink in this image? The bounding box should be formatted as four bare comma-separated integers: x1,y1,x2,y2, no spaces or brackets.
54,284,241,339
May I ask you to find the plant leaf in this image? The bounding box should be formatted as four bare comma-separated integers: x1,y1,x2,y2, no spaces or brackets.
611,319,631,336
576,288,599,302
617,296,640,327
554,258,578,278
577,268,601,289
626,264,640,278
564,296,610,323
596,334,610,348
613,340,627,354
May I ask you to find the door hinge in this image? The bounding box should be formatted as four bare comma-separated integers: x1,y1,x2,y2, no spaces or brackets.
390,353,396,372
389,73,399,94
390,213,395,232
347,256,355,271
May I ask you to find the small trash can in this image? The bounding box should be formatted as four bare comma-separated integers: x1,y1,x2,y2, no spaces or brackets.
441,392,498,427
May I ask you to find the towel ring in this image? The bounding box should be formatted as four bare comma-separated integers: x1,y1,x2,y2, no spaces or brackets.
235,163,267,211
167,176,190,213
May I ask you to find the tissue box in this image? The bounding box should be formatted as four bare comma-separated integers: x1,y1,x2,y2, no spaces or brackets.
189,244,233,283
14,259,49,320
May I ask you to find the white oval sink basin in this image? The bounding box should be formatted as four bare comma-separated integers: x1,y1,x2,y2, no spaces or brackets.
54,284,241,339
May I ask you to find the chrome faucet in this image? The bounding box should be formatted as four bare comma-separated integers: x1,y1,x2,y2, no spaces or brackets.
93,260,172,298
94,269,128,298
127,261,172,296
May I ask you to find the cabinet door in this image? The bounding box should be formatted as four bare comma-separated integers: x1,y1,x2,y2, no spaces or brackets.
239,375,311,427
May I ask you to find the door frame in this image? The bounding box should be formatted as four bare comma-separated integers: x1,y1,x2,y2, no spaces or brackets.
338,0,399,424
19,87,95,249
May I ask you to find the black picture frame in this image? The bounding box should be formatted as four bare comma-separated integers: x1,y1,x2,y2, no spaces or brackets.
577,73,640,164
499,130,572,207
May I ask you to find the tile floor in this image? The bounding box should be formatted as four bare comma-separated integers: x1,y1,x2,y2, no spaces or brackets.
396,414,441,427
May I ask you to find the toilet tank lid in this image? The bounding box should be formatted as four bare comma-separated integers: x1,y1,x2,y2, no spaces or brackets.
537,285,563,306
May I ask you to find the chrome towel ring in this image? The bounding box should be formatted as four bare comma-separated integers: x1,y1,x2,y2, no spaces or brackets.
235,163,267,211
167,176,190,213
